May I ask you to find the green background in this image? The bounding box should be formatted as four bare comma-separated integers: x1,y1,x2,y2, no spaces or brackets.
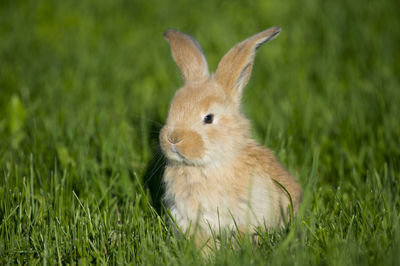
1,0,399,264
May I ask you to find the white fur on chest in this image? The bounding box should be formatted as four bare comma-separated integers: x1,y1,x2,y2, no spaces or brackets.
163,165,277,234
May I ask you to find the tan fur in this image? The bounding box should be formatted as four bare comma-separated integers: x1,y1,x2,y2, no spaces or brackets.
216,27,281,104
160,27,302,248
164,29,209,82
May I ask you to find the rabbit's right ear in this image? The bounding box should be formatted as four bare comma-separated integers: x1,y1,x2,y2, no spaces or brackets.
164,29,209,83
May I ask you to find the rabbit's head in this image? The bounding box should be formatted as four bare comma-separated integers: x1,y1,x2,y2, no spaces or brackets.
160,28,281,167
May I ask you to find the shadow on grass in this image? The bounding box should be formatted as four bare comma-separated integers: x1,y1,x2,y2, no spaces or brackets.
142,122,166,215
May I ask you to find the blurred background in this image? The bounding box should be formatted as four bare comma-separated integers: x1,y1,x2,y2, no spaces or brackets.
0,0,399,264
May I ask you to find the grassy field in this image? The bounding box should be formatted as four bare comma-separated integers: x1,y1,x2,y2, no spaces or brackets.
1,0,400,264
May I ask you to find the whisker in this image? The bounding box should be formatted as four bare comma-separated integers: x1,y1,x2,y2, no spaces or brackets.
127,114,165,127
143,153,166,187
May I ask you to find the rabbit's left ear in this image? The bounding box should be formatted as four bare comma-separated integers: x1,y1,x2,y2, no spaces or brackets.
164,29,209,83
215,27,281,104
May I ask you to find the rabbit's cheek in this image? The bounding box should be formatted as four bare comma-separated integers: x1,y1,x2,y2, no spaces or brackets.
176,131,205,159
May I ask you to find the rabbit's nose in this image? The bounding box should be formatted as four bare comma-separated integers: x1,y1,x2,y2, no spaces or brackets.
167,130,183,144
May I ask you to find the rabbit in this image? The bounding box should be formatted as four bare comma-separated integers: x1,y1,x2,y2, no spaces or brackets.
159,27,302,246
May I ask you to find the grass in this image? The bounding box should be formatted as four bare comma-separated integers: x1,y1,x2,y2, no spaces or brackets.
1,0,399,264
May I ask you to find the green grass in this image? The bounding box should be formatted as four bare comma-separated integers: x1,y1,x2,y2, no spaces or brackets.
1,0,399,264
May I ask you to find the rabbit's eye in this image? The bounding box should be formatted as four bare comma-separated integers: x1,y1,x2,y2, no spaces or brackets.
203,114,214,124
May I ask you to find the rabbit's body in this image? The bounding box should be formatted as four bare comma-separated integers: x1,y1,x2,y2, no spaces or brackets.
163,141,301,234
160,27,302,242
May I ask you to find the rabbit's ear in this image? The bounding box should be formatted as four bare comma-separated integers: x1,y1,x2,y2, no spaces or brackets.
164,29,209,83
215,27,281,103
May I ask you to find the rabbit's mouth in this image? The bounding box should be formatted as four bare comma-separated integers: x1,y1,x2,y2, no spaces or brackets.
171,144,185,159
161,140,208,166
170,144,179,154
167,144,199,165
